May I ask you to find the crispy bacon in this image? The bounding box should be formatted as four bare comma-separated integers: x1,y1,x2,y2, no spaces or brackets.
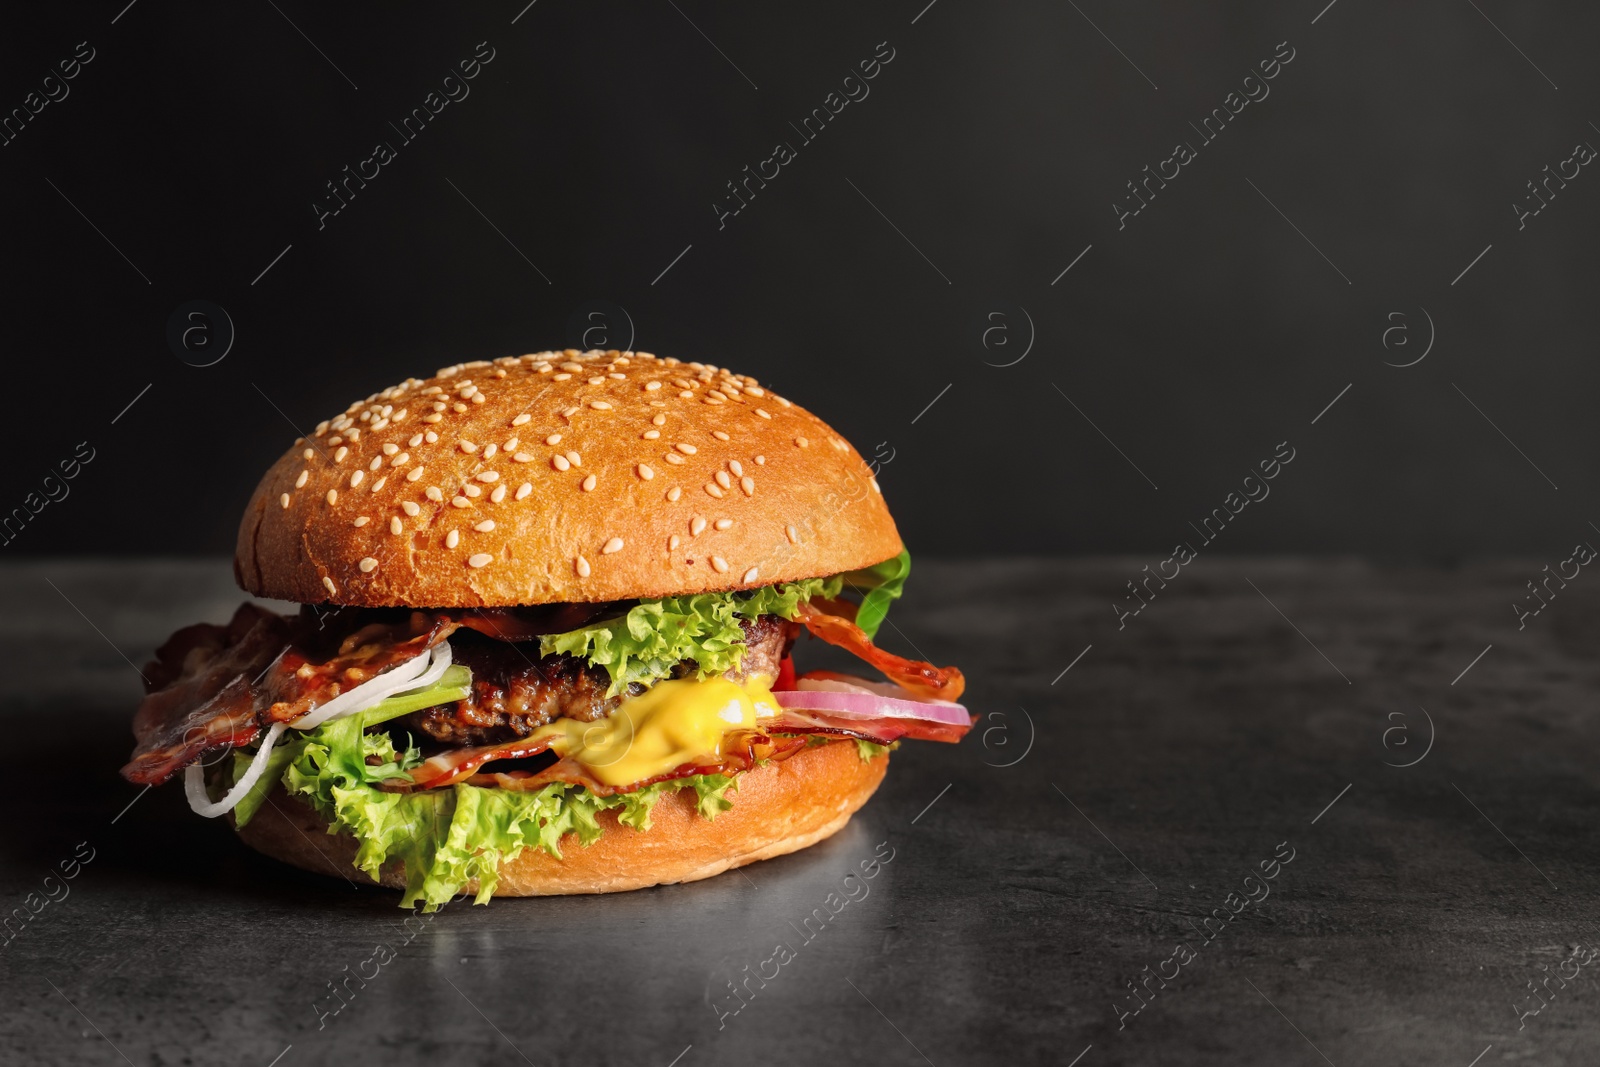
407,729,815,795
121,607,456,786
795,601,965,701
767,707,973,745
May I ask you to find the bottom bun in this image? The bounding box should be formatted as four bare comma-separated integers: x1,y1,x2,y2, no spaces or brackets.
233,739,888,897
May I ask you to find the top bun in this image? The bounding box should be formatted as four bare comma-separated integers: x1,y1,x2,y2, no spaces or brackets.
235,351,901,607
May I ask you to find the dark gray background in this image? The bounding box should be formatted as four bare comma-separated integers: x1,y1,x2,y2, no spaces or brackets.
2,0,1596,559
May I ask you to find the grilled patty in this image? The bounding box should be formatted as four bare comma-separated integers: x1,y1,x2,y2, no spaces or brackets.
404,614,797,747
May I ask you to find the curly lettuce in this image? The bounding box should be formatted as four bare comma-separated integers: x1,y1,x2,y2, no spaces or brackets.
540,576,845,696
231,667,738,910
538,549,914,695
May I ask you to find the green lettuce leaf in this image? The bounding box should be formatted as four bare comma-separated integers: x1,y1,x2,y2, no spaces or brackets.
837,549,910,640
540,576,844,696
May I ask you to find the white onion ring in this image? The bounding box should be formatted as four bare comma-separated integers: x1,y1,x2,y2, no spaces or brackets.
290,642,452,730
184,722,286,818
182,642,454,819
773,688,969,725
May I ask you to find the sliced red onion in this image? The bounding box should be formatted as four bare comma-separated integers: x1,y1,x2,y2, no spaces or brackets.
773,688,970,726
184,722,287,818
795,672,962,705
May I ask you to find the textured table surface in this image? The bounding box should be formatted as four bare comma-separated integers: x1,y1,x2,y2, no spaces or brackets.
2,558,1597,1067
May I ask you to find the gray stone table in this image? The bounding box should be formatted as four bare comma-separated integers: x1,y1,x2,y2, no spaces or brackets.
1,558,1596,1066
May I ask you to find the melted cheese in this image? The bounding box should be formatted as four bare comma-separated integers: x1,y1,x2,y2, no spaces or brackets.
528,676,780,787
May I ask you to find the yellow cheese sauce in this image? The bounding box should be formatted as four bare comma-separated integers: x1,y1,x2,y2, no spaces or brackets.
527,675,781,787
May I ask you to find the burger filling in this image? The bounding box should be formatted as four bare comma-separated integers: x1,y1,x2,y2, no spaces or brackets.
120,549,971,909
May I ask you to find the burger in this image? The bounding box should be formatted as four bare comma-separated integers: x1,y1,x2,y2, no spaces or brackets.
121,350,970,908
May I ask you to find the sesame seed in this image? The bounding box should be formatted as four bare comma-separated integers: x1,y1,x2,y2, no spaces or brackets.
302,448,314,461
279,493,290,508
709,390,728,401
645,381,662,392
554,374,572,381
463,484,481,498
690,516,707,536
295,470,309,489
602,537,624,554
785,524,798,543
566,451,581,467
652,413,666,426
643,429,660,440
351,471,365,488
451,496,471,508
409,434,424,447
389,516,402,534
713,431,730,442
756,408,772,420
562,406,579,419
426,487,444,502
676,443,698,455
366,456,380,472
545,434,562,445
712,556,729,573
552,455,570,471
383,442,399,456
504,438,519,451
755,455,766,465
742,566,758,583
588,376,605,385
512,413,532,426
637,464,655,480
581,474,597,491
575,555,591,577
740,476,754,496
746,386,766,397
515,482,532,500
425,431,439,443
475,520,496,532
669,534,682,550
475,471,499,483
705,483,724,498
795,437,809,448
335,446,349,461
872,478,881,493
776,397,792,407
482,444,498,459
423,413,443,423
327,489,339,505
514,452,535,463
490,484,507,503
667,487,682,501
432,402,448,412
590,400,612,410
459,440,478,453
406,466,426,482
679,391,694,399
715,518,733,530
562,362,584,371
323,576,337,596
468,553,493,568
665,453,686,465
446,530,460,548
715,471,731,489
608,372,626,380
401,501,420,517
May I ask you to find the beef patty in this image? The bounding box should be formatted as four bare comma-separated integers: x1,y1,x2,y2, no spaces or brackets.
405,614,798,747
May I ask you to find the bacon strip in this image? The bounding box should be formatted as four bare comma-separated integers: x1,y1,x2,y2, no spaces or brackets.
121,608,456,785
461,732,814,795
795,601,965,701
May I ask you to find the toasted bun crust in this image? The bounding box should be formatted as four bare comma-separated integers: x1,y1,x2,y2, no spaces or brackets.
235,351,900,606
233,740,887,896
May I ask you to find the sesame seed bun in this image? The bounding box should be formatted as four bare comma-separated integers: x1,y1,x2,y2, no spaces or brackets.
235,350,901,606
232,738,887,896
